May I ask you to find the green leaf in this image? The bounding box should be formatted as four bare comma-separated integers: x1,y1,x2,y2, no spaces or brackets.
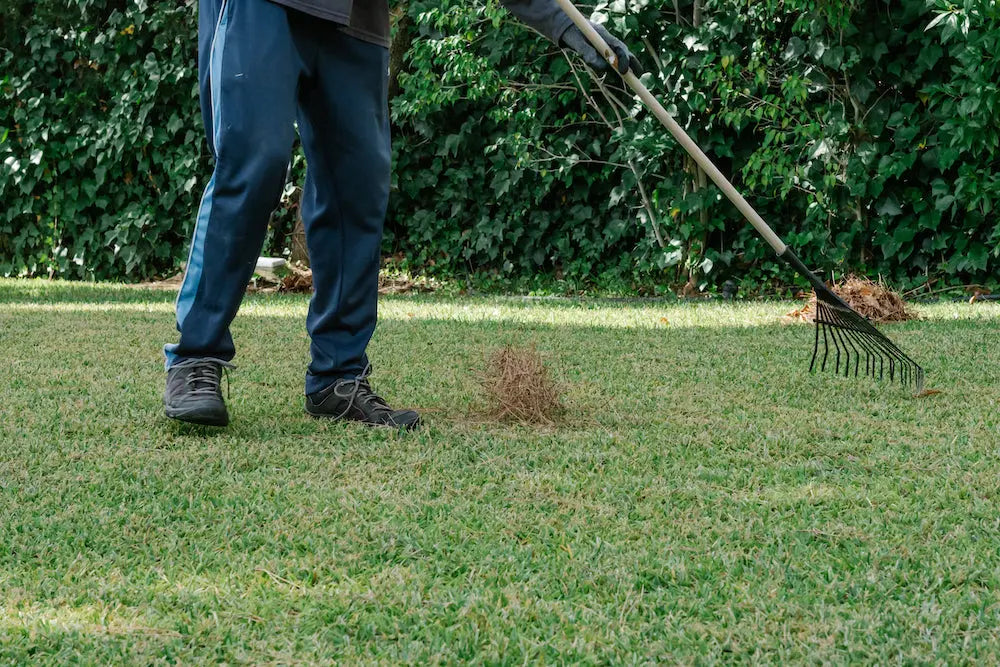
877,197,902,217
935,195,955,211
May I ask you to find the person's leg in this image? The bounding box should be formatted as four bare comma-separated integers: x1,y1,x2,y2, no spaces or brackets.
166,0,302,368
295,27,391,395
163,0,304,424
295,25,419,429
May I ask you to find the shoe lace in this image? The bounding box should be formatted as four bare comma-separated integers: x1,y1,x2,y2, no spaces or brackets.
173,358,235,399
330,364,391,419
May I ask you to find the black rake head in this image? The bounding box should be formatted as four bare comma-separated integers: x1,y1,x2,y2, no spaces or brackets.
810,284,924,393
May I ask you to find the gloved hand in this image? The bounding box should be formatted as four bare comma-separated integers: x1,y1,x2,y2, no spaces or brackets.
499,0,641,76
561,21,641,76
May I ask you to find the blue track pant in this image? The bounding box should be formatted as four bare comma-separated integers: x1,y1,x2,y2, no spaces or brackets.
165,0,390,396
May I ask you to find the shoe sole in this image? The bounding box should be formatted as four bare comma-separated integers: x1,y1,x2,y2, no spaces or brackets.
165,405,229,427
304,409,421,431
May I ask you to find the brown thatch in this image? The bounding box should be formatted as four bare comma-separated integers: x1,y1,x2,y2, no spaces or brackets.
480,345,562,424
276,265,437,295
378,275,438,295
783,276,918,324
279,265,314,293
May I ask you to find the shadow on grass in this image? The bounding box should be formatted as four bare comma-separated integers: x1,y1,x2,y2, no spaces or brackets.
0,278,953,331
0,280,183,304
2,278,995,427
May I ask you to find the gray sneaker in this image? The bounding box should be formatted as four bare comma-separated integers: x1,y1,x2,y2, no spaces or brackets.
164,358,233,427
305,367,420,430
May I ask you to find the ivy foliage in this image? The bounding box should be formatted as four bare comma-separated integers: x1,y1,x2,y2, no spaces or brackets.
2,0,997,289
1,0,204,279
390,0,999,290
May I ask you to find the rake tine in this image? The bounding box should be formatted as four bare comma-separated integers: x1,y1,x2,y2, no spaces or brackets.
831,311,858,376
850,330,866,378
822,322,830,373
830,325,841,375
831,324,847,377
810,314,821,373
829,320,852,377
822,323,831,372
831,317,844,375
875,331,904,383
877,333,909,379
854,329,881,382
844,310,908,384
839,327,855,378
819,314,831,373
851,326,880,381
818,304,835,373
836,311,875,380
852,327,870,377
845,328,862,378
843,327,861,378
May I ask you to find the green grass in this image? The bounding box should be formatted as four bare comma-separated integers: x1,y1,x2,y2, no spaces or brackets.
1,278,998,663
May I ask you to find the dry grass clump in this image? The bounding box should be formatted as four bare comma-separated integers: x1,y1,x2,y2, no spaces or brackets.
276,265,437,295
279,266,314,293
480,345,562,423
784,276,918,324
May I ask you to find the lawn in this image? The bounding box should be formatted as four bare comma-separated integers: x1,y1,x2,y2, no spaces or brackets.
1,278,998,663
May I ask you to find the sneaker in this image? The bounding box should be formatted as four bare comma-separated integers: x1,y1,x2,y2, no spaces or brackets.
164,358,233,427
305,367,420,430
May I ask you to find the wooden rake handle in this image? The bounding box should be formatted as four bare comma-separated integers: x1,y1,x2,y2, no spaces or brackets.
553,0,788,256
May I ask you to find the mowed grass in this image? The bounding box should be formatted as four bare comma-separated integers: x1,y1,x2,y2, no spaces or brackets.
1,278,998,664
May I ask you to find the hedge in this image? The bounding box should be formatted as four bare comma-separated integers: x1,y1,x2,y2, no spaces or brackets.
2,0,997,291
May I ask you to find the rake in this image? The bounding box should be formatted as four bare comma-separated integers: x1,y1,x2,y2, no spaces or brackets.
554,0,924,392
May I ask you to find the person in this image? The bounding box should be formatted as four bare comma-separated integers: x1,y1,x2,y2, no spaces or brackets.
163,0,639,429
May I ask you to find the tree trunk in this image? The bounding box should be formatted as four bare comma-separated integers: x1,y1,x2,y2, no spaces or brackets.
388,2,412,101
290,214,309,267
287,186,309,267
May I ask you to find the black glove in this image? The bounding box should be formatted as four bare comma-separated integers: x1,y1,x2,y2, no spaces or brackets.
499,0,641,76
561,22,641,75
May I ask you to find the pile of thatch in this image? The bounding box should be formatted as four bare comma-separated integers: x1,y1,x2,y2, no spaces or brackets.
480,345,562,423
784,276,918,324
275,265,436,295
279,266,314,293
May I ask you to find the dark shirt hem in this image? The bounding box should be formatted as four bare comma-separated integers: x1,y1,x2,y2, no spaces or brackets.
341,27,390,48
268,0,350,25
